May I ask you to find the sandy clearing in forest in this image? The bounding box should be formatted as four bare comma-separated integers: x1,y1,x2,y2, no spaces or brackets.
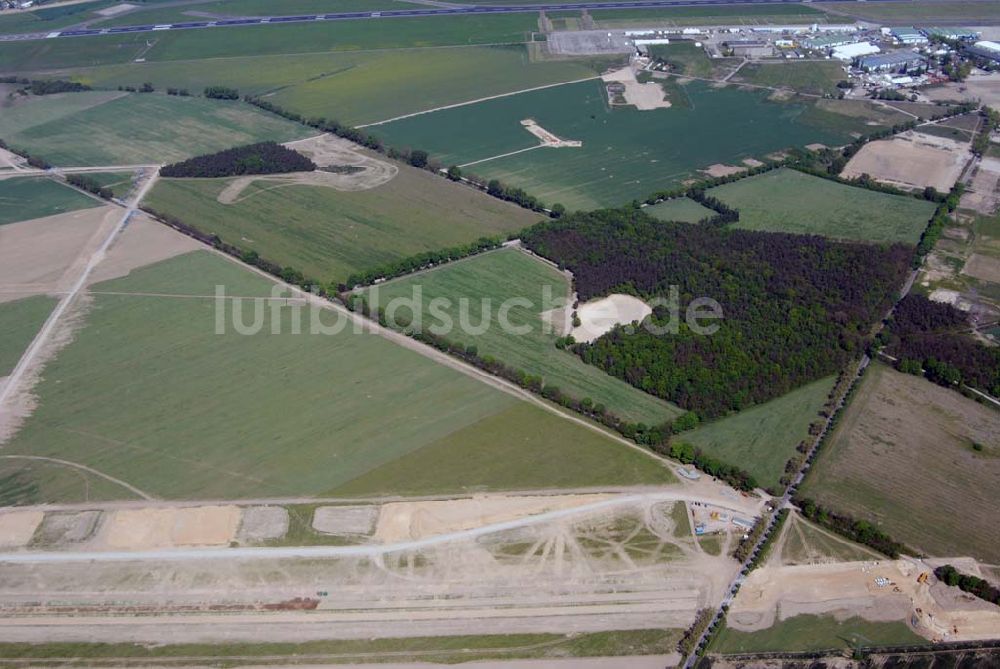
602,66,671,111
730,559,1000,642
570,294,652,344
374,494,610,544
0,206,118,304
841,131,971,193
96,506,240,551
87,212,200,285
0,510,44,548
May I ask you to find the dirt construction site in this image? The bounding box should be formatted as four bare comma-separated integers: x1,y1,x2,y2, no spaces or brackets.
0,492,758,645
841,130,973,193
729,557,1000,644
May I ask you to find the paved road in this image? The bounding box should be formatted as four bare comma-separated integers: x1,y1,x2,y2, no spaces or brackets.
0,0,910,43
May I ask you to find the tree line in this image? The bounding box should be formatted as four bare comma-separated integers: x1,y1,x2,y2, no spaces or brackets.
0,138,50,169
520,208,913,420
934,565,1000,606
794,497,911,558
879,294,1000,397
160,142,316,178
65,174,114,200
0,76,90,95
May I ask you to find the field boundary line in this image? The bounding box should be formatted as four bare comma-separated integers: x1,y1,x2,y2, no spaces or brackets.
357,75,600,127
0,455,154,501
459,143,547,168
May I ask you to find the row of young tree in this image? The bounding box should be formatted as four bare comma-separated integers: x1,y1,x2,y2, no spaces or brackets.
160,141,316,178
65,174,114,200
341,236,505,291
934,565,1000,606
0,138,49,169
794,497,910,558
879,294,1000,397
520,208,913,419
0,76,90,95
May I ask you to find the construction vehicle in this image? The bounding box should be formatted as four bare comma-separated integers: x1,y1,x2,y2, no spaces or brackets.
918,572,930,584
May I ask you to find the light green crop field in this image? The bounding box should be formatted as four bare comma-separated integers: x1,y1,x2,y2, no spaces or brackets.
730,61,848,96
58,46,613,127
707,168,936,243
2,250,672,502
0,0,116,36
0,177,100,224
143,169,539,286
0,629,682,666
0,295,56,376
0,93,311,166
680,375,836,490
364,248,683,425
644,198,715,223
372,80,868,210
91,0,428,27
0,13,539,72
713,614,928,654
800,363,1000,563
815,0,1000,22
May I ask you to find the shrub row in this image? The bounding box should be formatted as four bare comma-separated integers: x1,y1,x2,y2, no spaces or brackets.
916,183,964,260
678,608,715,659
658,441,757,492
0,76,90,95
141,206,323,292
793,497,910,558
746,509,788,571
934,565,1000,606
0,138,50,169
341,237,505,291
66,173,113,200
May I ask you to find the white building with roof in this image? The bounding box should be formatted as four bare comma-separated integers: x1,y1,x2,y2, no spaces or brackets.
832,42,880,61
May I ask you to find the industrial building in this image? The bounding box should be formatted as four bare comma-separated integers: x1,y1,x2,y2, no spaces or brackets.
832,42,880,61
723,39,773,58
890,27,928,45
922,27,980,41
968,40,1000,63
857,50,926,73
802,33,858,50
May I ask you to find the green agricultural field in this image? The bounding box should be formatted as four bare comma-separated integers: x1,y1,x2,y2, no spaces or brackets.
644,198,714,223
0,295,56,376
58,46,613,127
799,363,1000,563
373,80,866,210
364,248,684,425
0,177,100,224
0,629,681,666
777,514,881,566
91,0,429,27
0,93,311,166
816,0,1000,22
143,168,539,286
0,0,116,36
2,250,672,502
707,168,936,243
713,614,927,654
679,375,836,490
0,13,539,72
731,61,848,96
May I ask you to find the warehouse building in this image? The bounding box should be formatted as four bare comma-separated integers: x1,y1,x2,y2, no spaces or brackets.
890,27,928,45
923,27,980,41
802,33,857,50
857,50,926,72
723,39,774,58
968,40,1000,63
831,42,880,61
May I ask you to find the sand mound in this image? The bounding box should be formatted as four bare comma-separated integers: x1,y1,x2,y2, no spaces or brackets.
0,510,44,548
570,294,652,343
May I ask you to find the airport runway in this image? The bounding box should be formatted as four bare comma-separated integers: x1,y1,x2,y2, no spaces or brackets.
0,0,907,43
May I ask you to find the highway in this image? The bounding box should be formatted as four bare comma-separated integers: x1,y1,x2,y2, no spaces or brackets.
0,0,907,43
